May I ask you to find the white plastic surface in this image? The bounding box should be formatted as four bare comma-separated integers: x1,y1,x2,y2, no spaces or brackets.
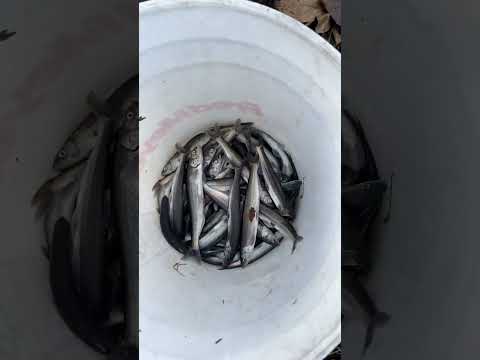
139,1,341,359
0,1,136,358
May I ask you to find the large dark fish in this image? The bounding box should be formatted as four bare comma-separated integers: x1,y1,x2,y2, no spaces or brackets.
75,114,112,319
112,126,139,348
50,218,116,353
341,107,390,355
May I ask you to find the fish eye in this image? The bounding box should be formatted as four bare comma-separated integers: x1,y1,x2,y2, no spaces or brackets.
127,112,134,120
58,150,66,158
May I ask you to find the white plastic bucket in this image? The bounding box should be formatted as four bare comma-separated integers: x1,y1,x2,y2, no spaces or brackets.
139,1,341,359
0,2,136,358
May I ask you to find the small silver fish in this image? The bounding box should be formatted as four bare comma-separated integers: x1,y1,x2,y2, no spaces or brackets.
202,209,227,234
223,168,242,266
241,166,275,207
257,146,291,217
206,178,234,192
206,242,278,269
255,130,294,178
199,214,228,250
263,147,281,175
207,152,227,178
153,174,174,212
259,204,303,253
214,167,234,180
208,127,244,168
184,131,211,150
257,222,282,246
203,183,229,210
203,142,219,169
241,159,260,266
281,179,303,192
161,152,182,177
187,145,205,258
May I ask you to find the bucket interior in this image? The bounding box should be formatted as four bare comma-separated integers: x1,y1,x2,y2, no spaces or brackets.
139,1,340,359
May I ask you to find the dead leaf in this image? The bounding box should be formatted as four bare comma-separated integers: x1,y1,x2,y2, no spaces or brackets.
333,27,341,45
315,14,331,33
322,0,341,26
276,0,327,25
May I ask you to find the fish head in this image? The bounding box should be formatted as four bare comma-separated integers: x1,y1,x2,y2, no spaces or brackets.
53,141,81,170
189,147,202,168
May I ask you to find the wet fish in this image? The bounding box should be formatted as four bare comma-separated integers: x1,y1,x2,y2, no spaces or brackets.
208,127,244,168
187,145,205,258
205,242,278,269
281,179,303,193
184,131,211,150
206,178,234,192
203,142,219,169
169,147,187,236
202,209,227,234
52,113,101,171
257,146,291,217
203,183,229,210
159,197,191,255
241,166,275,207
241,158,260,266
152,173,174,194
199,214,228,250
259,204,303,253
263,147,281,175
257,222,282,246
161,152,182,177
207,152,227,179
255,130,294,178
214,167,234,180
32,161,86,215
223,168,242,266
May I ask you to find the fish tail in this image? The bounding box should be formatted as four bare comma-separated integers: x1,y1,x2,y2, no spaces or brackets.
362,311,390,355
291,235,304,254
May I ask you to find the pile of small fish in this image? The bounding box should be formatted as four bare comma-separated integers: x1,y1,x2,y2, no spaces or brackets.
154,121,304,269
31,78,139,358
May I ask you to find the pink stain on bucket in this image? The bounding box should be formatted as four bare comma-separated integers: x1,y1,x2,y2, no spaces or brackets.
140,101,263,172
